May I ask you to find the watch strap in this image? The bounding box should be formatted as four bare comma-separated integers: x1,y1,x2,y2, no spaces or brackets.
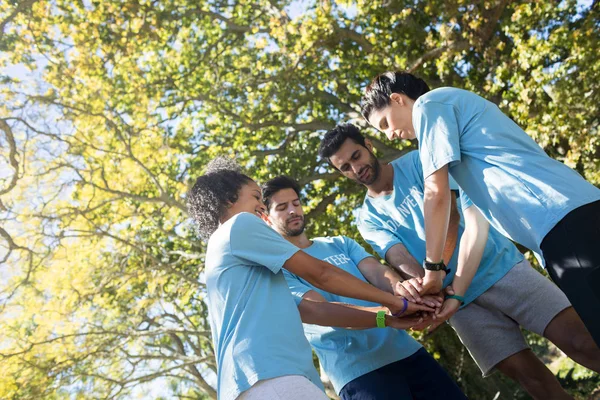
446,294,465,305
424,260,451,275
376,310,387,328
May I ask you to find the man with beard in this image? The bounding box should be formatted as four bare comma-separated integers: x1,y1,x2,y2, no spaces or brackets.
317,123,600,400
261,175,467,400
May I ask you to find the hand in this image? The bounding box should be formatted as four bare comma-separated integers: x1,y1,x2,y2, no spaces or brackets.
394,278,424,303
385,314,425,330
420,294,444,310
420,270,445,295
388,298,435,316
408,312,437,331
427,298,461,331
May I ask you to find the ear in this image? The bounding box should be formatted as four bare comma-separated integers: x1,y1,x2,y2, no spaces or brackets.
390,92,404,105
364,138,374,152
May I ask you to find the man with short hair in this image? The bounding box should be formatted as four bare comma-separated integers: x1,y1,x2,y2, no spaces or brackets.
360,71,600,348
262,175,467,400
318,123,600,400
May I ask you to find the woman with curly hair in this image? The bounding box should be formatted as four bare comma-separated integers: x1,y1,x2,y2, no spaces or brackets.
187,157,431,400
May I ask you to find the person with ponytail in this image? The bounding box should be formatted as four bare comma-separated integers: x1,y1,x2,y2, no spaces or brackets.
360,71,600,399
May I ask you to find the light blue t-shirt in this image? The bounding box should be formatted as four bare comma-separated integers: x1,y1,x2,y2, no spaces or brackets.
413,87,600,266
356,152,524,307
205,212,323,400
283,236,422,394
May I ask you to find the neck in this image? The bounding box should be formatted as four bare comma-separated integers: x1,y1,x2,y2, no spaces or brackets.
366,163,394,197
285,232,312,249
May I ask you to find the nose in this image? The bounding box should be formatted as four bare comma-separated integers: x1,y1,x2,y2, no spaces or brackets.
386,129,398,141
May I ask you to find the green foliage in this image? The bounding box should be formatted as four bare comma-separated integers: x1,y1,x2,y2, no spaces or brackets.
1,0,598,398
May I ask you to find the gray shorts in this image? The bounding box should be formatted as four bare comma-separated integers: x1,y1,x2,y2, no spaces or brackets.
449,259,571,376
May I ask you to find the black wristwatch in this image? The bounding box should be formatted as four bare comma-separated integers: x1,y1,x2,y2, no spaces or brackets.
423,260,451,275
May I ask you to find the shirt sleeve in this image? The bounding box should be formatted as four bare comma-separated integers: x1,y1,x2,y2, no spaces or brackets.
414,101,462,179
448,174,460,191
230,213,300,274
282,269,313,306
343,236,375,265
357,216,402,261
458,188,474,211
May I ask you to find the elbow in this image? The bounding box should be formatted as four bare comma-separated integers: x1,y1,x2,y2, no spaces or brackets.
424,184,451,203
298,300,325,325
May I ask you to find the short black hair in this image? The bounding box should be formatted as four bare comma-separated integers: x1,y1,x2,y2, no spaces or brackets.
361,71,430,122
318,123,367,166
187,157,253,238
262,175,301,211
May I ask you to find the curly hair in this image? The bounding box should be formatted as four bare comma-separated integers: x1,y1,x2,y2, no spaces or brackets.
187,157,253,238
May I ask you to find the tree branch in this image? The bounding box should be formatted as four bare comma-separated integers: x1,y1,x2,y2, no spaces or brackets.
0,119,20,197
0,0,39,41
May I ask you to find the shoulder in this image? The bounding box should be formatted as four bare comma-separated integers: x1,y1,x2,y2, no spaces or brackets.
421,87,474,101
228,212,276,241
229,212,264,229
390,150,419,166
312,235,346,247
415,87,478,109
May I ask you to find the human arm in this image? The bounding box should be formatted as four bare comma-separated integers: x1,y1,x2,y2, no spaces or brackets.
414,101,462,294
284,251,435,315
422,165,452,292
357,256,442,308
417,204,489,331
229,214,430,314
298,290,425,330
433,205,489,327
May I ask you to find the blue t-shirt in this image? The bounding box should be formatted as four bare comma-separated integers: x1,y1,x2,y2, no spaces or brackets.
356,152,524,307
205,212,323,400
413,87,600,265
283,236,422,394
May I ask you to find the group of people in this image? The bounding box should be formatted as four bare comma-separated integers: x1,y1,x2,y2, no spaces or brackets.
186,71,600,400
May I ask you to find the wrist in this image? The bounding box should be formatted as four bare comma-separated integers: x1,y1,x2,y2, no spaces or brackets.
424,269,445,280
384,293,404,310
445,294,465,305
423,259,451,276
376,310,387,328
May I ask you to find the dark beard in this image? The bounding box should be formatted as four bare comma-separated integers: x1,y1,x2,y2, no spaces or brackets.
358,152,381,185
280,216,306,237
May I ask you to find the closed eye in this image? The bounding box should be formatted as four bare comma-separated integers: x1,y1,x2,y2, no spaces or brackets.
379,118,388,131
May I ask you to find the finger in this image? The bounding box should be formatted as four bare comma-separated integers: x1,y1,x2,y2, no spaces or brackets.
429,320,446,332
388,316,424,330
401,282,422,303
445,285,455,295
408,278,423,292
410,319,434,331
424,296,442,308
427,298,442,308
395,282,417,303
408,302,435,313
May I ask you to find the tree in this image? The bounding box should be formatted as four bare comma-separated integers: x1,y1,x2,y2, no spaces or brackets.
1,0,598,398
